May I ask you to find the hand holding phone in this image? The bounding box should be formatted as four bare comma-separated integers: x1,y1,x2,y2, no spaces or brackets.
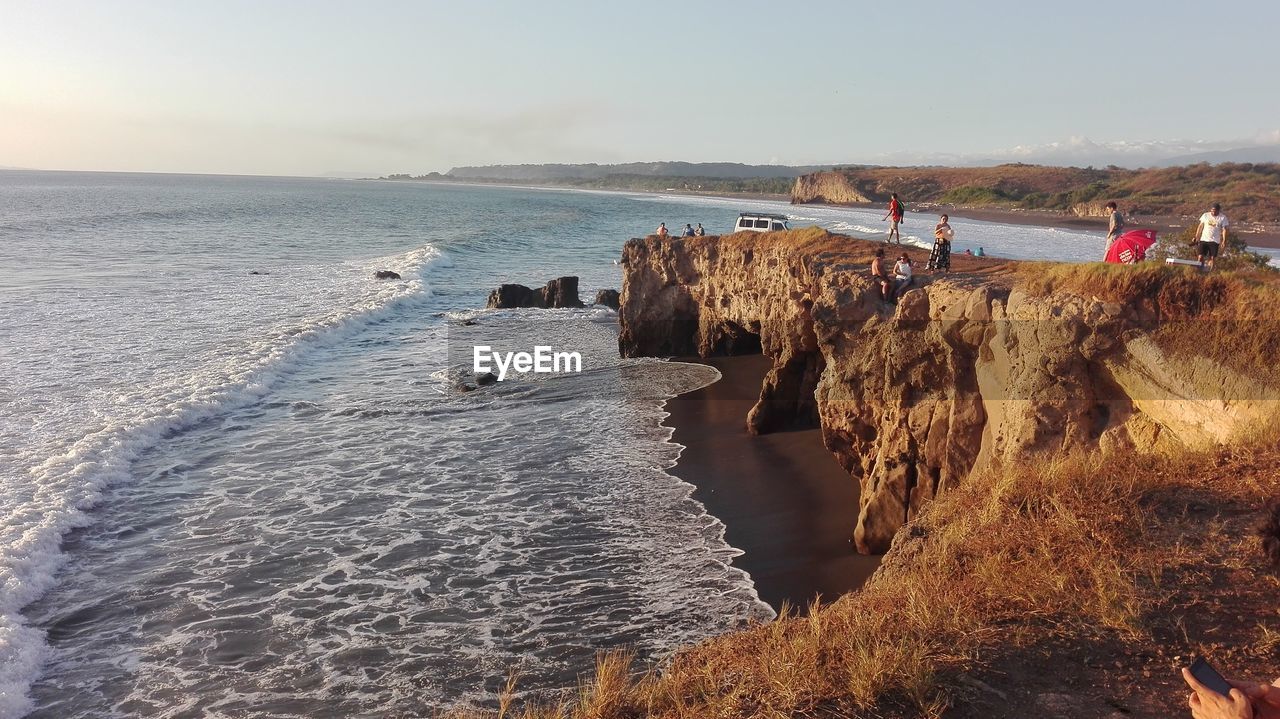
1189,656,1235,697
1182,658,1257,719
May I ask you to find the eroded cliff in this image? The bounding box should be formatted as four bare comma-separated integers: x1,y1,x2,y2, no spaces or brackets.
619,230,1280,553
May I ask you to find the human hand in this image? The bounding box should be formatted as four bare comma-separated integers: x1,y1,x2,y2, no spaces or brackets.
1231,677,1280,719
1184,667,1255,719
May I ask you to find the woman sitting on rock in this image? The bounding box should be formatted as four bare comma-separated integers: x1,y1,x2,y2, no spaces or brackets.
892,253,914,302
928,215,953,272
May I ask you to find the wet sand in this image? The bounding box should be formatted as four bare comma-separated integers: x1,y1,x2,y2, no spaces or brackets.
665,354,881,611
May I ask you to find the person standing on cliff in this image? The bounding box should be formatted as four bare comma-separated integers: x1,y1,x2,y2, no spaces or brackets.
928,214,953,272
882,193,904,243
1195,203,1230,269
1104,201,1125,253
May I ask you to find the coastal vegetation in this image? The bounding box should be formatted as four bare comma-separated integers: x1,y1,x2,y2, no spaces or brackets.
1017,261,1280,385
796,162,1280,224
378,162,1280,220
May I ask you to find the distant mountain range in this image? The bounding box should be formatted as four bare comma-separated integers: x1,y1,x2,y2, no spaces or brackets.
1158,145,1280,166
443,162,835,181
867,138,1280,170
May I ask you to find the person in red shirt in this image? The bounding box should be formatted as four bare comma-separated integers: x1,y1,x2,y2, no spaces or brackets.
882,193,904,243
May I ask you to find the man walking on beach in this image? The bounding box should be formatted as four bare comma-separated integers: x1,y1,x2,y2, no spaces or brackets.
882,193,904,244
1194,203,1229,269
1104,201,1125,253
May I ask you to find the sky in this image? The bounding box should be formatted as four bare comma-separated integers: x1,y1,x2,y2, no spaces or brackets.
2,0,1278,176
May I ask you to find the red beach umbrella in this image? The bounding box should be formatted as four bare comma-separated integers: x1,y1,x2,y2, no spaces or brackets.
1105,228,1158,264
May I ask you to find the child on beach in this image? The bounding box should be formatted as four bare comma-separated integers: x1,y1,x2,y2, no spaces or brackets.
928,215,953,272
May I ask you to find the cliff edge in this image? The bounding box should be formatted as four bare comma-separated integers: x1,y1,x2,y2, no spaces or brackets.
619,229,1280,553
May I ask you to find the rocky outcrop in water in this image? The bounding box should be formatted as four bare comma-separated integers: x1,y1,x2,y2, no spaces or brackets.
619,231,1279,553
594,289,621,310
487,276,586,309
374,270,402,280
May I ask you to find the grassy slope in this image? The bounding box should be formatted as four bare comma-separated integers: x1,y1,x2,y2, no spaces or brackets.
451,249,1280,719
1016,262,1280,386
806,163,1280,223
457,446,1278,718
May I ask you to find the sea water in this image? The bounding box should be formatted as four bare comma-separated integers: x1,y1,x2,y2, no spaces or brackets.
0,171,1145,718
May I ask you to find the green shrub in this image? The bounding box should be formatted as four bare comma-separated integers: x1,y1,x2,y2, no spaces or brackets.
939,185,1011,205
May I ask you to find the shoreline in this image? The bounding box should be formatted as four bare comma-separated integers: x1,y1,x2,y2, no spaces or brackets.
663,354,880,611
370,176,1280,249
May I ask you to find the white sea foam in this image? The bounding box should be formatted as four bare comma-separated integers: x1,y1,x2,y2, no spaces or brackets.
0,244,448,719
21,312,770,718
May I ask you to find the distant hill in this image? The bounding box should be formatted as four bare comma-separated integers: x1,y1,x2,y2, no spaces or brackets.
793,162,1280,224
444,162,835,182
1157,145,1280,167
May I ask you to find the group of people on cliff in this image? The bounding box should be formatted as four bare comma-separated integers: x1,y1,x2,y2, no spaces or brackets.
868,208,968,304
655,222,705,238
888,192,1232,270
1104,200,1231,268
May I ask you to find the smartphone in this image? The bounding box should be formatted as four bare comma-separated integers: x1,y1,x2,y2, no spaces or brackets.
1189,656,1234,697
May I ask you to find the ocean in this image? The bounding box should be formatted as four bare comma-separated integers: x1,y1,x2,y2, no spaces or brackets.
0,171,1127,718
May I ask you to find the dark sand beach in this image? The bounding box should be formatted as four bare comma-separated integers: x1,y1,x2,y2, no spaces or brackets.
664,354,881,611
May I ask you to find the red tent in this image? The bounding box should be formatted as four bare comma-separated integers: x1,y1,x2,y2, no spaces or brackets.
1105,228,1158,264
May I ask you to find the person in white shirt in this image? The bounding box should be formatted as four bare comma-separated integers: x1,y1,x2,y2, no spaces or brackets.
892,253,913,301
1195,203,1230,269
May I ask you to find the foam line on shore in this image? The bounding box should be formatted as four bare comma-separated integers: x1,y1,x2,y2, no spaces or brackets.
0,245,450,719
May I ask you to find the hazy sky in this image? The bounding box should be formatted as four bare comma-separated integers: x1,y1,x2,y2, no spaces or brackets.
2,0,1277,175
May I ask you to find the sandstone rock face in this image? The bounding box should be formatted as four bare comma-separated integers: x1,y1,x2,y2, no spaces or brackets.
487,276,587,309
1070,201,1111,218
791,172,873,205
619,232,1280,554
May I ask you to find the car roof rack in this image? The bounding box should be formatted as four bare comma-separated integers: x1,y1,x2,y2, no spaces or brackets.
738,212,790,220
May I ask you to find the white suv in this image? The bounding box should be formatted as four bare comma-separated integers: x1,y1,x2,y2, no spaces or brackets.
733,213,790,233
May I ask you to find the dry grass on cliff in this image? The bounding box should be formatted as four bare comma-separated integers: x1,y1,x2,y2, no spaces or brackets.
439,439,1280,719
1016,261,1280,384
